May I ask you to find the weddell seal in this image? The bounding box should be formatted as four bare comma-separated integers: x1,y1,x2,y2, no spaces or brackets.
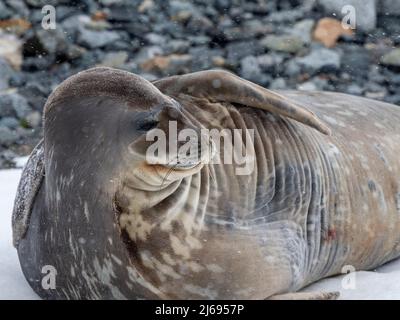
12,67,400,300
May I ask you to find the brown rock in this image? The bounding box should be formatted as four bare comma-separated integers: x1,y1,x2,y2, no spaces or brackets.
141,56,171,72
0,19,31,35
140,54,192,73
212,56,226,67
91,11,108,22
313,17,353,48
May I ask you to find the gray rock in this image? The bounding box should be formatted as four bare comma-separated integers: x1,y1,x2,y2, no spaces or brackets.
18,82,49,111
257,54,285,72
0,1,12,19
269,78,287,90
0,148,19,168
107,4,140,21
346,84,364,95
187,13,214,33
240,55,269,84
265,9,305,23
104,39,134,52
189,47,224,71
134,46,164,64
25,0,58,7
341,45,371,78
164,40,190,54
62,15,89,38
364,82,388,99
225,40,264,66
384,94,400,105
379,16,400,38
383,70,400,85
66,45,87,60
22,56,54,71
318,0,376,32
242,20,273,38
288,19,315,44
98,51,128,68
297,81,318,91
0,117,19,129
169,0,196,17
123,20,153,38
36,28,69,55
78,29,121,49
381,0,400,15
29,8,48,24
0,127,19,146
139,73,158,82
187,35,211,46
0,93,32,119
219,25,240,42
63,14,120,48
145,33,167,46
5,0,29,18
0,58,13,91
99,0,125,5
0,97,15,118
13,94,32,119
285,59,302,77
381,49,400,67
261,35,305,54
9,71,26,87
296,48,341,73
164,54,192,75
56,5,82,20
297,77,328,91
368,66,387,84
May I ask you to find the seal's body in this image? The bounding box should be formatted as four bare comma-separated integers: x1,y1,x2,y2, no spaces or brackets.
13,68,400,299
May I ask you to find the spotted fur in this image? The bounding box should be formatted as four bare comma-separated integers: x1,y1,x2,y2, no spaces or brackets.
13,68,400,299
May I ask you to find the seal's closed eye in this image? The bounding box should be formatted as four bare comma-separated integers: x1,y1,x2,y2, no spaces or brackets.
131,109,162,132
136,119,159,132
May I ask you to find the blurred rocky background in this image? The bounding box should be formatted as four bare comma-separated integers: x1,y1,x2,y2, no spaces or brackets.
0,0,399,168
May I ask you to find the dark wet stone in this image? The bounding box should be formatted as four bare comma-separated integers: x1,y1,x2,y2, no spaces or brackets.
225,40,265,67
240,55,270,85
0,59,14,91
0,1,12,19
0,127,19,146
189,46,224,71
5,0,30,18
0,117,19,130
0,93,32,119
341,44,371,79
295,47,341,74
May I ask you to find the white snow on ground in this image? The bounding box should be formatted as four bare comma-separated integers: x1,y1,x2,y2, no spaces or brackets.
1,168,400,300
0,169,39,299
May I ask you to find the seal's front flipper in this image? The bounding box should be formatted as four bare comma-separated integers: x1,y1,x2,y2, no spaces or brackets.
153,70,331,135
12,139,45,247
268,291,340,300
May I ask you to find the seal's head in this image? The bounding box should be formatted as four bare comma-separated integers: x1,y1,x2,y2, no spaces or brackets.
43,67,213,193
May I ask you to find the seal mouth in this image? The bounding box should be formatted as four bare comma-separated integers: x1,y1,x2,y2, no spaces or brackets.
163,136,216,170
166,161,203,171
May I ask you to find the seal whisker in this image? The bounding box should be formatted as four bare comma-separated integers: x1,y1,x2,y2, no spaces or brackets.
160,160,179,190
